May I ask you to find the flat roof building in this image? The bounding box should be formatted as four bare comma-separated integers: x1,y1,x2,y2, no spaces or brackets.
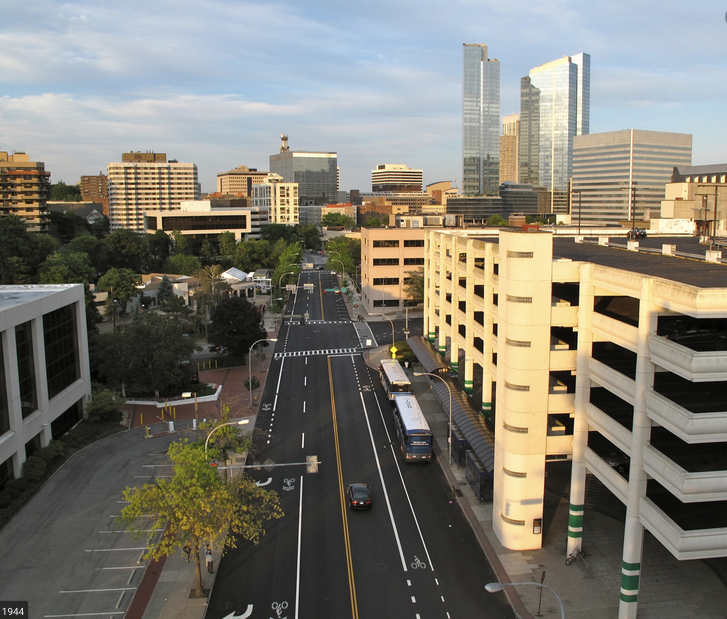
425,229,727,617
0,151,51,233
216,166,269,196
269,136,337,205
371,164,423,193
251,174,299,225
0,284,91,488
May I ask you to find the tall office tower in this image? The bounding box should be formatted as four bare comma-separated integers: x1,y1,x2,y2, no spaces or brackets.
0,151,51,233
252,173,299,225
269,136,338,205
216,165,269,196
371,164,423,193
462,44,500,196
499,114,520,183
572,129,692,226
107,152,201,232
80,173,109,217
520,53,590,212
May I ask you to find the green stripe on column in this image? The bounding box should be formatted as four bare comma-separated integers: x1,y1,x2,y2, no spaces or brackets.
567,529,583,539
568,513,583,529
451,361,459,369
622,560,640,572
619,593,638,603
481,402,492,410
464,380,473,395
569,503,584,512
621,573,640,590
428,331,436,343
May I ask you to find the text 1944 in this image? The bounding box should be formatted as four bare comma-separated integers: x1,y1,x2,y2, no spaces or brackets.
1,603,27,616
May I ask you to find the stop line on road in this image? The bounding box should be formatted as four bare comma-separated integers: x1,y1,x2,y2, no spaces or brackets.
274,348,360,360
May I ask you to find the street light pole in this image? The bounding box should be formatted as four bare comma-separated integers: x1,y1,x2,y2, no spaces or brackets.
182,391,199,439
414,371,453,465
204,419,250,457
370,312,396,359
249,338,278,408
485,582,565,619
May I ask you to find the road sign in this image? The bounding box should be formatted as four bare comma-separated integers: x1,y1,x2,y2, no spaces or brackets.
303,283,314,292
285,284,296,291
306,455,319,473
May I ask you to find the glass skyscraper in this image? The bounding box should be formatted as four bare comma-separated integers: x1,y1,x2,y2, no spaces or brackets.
270,137,338,205
520,53,590,212
462,44,500,196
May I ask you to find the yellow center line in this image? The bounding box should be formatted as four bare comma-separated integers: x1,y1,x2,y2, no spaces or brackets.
328,357,358,619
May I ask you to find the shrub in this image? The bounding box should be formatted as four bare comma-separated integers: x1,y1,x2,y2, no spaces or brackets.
39,440,66,464
4,480,27,499
22,456,47,483
4,478,29,494
0,491,11,509
86,388,125,424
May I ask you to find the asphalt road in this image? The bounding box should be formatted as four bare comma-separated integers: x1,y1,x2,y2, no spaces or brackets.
206,267,513,619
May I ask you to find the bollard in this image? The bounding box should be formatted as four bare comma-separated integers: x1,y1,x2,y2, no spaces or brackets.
192,419,197,431
173,407,176,420
168,421,175,433
145,426,150,438
140,413,143,426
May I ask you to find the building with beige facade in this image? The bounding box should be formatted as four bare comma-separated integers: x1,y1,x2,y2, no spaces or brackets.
499,114,519,183
107,152,201,232
251,174,298,225
371,164,423,193
0,151,51,233
425,228,727,618
216,165,269,196
80,173,109,217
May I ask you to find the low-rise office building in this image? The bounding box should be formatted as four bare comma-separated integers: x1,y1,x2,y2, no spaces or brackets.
0,285,91,488
425,229,727,618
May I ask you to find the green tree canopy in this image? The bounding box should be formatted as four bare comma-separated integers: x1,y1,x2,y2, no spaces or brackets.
260,223,296,244
50,181,81,202
295,224,322,251
321,212,356,228
145,230,172,271
404,268,424,305
486,214,508,227
39,251,96,285
47,211,90,244
156,274,175,307
235,239,272,273
208,296,267,360
0,215,45,284
218,231,237,258
66,234,109,276
105,228,150,272
98,268,142,311
164,254,202,276
118,440,282,597
171,230,190,255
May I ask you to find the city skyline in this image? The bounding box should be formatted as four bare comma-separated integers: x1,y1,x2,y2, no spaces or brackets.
1,1,727,194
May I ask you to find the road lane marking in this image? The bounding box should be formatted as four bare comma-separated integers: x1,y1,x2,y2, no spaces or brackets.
372,389,436,571
359,389,408,572
295,476,303,619
60,587,136,593
328,358,359,619
301,433,305,448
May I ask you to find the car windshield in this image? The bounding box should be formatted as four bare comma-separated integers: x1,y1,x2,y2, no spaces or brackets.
351,486,369,499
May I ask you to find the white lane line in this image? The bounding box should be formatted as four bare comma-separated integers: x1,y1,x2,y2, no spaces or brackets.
373,390,436,571
295,475,304,619
304,376,307,387
85,547,147,552
359,389,407,572
301,433,305,449
97,566,144,571
411,596,416,603
303,401,306,413
273,357,286,412
99,529,161,534
61,587,136,593
45,614,125,618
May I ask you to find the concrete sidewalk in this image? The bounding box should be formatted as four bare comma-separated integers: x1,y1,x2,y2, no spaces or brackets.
363,346,727,619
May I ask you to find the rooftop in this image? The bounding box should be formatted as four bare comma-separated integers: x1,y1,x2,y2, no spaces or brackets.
0,285,80,310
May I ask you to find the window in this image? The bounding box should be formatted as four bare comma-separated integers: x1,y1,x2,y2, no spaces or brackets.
44,304,80,399
16,321,37,419
404,258,424,265
373,240,400,248
507,251,534,258
503,468,527,478
404,239,424,247
373,258,400,266
507,295,532,304
506,338,531,348
373,299,399,307
0,345,8,436
505,381,530,392
500,514,526,526
503,422,529,433
373,278,400,286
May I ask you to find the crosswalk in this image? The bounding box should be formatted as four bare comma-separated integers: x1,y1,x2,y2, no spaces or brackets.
283,319,350,325
274,348,360,360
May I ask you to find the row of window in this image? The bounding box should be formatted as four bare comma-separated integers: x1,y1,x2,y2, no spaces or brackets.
372,258,425,266
372,240,425,248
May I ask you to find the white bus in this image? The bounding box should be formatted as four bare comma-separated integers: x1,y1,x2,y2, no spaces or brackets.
379,359,412,401
391,394,433,462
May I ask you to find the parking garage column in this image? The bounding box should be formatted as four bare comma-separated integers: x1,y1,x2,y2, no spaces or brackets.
619,277,656,619
568,263,593,555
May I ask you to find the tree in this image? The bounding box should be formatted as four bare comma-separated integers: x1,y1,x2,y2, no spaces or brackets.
146,230,172,271
295,224,322,251
156,274,175,307
0,215,43,284
171,230,190,255
164,254,201,276
486,214,508,227
199,239,217,265
218,231,237,258
260,224,296,244
105,228,150,272
66,234,110,275
208,296,267,360
404,268,424,305
326,236,360,283
321,212,356,228
235,239,272,273
50,181,81,202
39,251,96,285
118,440,282,597
363,216,383,227
47,211,90,244
97,268,142,315
86,386,126,423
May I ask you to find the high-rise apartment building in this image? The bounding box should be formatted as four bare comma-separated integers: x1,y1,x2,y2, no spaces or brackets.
269,135,338,205
519,53,590,212
80,173,109,217
216,166,269,196
252,173,299,225
499,114,520,183
107,152,201,232
371,164,423,193
462,44,500,196
0,151,51,233
572,130,692,226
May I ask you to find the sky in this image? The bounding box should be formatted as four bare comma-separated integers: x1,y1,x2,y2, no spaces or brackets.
2,1,727,194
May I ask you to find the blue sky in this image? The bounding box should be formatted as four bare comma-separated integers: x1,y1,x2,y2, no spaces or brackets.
2,0,727,194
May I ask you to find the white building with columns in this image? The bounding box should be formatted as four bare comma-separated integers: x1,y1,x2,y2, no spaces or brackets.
424,229,727,618
0,285,91,488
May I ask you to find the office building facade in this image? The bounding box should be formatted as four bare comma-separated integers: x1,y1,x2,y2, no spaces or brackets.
572,130,692,226
269,137,337,205
107,152,201,232
463,44,500,196
0,151,51,233
80,173,109,217
252,174,299,225
0,285,91,489
371,164,423,193
216,166,269,196
499,114,520,184
520,53,590,212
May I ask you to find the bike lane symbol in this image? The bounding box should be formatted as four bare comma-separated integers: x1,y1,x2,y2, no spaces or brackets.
271,601,288,619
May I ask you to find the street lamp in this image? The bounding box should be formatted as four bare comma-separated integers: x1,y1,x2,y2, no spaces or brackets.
414,371,453,465
370,312,396,359
485,582,565,619
204,419,250,457
249,338,278,408
181,391,199,438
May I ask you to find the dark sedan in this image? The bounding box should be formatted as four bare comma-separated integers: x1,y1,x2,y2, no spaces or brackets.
346,483,371,509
